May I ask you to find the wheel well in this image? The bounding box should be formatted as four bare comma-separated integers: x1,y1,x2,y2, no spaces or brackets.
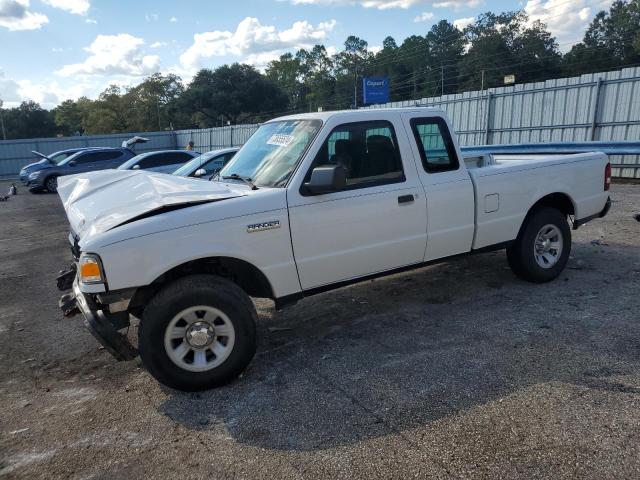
517,192,575,237
530,193,575,217
129,257,274,315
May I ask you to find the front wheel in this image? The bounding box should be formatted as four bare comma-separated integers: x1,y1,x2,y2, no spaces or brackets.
139,274,257,391
45,176,58,193
506,207,571,283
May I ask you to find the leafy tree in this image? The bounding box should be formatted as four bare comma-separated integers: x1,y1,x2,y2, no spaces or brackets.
180,63,288,126
53,98,90,135
3,101,56,139
297,45,336,111
563,0,640,75
459,11,560,90
266,53,304,112
127,73,186,131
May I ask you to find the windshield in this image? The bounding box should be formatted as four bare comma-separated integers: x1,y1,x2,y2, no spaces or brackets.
173,151,222,176
58,151,84,166
117,153,147,170
218,120,321,188
50,152,73,164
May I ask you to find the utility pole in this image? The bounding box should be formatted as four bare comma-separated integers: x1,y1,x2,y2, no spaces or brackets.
0,99,6,140
156,98,162,131
481,69,485,93
353,55,358,109
440,65,444,96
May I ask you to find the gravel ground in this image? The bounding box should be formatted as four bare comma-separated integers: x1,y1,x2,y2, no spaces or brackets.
0,180,639,479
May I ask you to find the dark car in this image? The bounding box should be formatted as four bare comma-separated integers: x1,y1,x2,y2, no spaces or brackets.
27,147,137,193
172,148,239,178
19,148,88,184
118,150,200,174
27,136,149,193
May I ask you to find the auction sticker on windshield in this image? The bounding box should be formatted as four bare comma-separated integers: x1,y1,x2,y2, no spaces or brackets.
266,134,295,147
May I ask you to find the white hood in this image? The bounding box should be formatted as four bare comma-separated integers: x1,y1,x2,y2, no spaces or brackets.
58,170,246,242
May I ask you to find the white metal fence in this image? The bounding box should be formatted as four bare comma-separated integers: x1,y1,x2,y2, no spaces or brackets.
1,66,639,178
366,66,640,178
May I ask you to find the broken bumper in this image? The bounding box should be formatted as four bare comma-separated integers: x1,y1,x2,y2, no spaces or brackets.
59,278,137,361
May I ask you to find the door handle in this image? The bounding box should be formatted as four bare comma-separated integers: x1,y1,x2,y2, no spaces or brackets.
398,194,414,204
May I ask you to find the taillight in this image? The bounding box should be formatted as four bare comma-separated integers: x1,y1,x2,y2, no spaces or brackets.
604,163,611,191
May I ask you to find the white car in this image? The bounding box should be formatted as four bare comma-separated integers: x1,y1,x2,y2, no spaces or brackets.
56,108,611,391
172,148,239,178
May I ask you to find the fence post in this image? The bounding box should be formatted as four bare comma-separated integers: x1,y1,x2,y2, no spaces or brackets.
209,128,214,150
484,92,492,145
230,126,234,147
591,77,603,141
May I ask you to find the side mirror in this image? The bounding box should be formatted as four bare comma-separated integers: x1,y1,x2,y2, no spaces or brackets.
194,168,207,178
68,160,77,167
132,164,140,170
303,165,346,194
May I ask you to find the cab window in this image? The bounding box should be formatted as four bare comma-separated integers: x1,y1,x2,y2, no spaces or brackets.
410,117,459,173
309,120,404,190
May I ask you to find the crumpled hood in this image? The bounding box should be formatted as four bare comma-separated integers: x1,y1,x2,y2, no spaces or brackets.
57,169,246,242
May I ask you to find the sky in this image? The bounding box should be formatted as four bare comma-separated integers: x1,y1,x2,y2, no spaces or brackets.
0,0,614,108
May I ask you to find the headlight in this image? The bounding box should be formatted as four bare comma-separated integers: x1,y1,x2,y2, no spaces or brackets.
79,254,105,284
28,171,40,180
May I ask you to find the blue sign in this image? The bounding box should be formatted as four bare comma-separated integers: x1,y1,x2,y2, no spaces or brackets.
362,77,389,105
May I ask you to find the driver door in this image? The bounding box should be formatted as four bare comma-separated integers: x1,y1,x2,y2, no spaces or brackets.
287,116,427,290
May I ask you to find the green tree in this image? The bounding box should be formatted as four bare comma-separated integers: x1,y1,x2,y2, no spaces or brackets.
3,101,56,139
563,0,640,75
127,73,185,131
297,45,336,111
266,53,304,112
180,63,288,126
459,11,560,91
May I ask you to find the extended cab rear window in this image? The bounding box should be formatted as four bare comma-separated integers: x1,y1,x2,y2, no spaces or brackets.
410,117,459,173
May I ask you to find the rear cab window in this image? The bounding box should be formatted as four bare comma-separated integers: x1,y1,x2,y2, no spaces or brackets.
410,117,459,173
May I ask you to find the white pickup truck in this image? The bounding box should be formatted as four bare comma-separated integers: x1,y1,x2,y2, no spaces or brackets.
56,108,611,391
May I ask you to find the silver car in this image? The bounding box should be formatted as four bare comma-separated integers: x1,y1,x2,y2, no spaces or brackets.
173,148,239,178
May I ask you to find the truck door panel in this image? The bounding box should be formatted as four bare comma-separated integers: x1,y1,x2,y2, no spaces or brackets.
403,114,475,261
288,117,427,290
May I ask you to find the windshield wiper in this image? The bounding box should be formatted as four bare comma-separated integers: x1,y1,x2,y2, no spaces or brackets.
221,173,258,190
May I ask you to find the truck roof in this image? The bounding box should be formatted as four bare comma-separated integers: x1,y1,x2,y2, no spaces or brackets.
271,106,445,123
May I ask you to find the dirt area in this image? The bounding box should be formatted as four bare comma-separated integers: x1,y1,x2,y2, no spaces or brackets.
1,181,639,479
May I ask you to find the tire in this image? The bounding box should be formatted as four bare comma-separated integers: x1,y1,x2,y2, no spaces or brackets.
138,274,257,391
44,176,58,193
506,207,571,283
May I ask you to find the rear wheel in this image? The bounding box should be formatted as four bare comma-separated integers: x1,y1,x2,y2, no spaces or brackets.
138,274,257,391
506,207,571,283
45,176,58,193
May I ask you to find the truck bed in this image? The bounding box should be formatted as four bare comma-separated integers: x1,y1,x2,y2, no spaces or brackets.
464,152,609,250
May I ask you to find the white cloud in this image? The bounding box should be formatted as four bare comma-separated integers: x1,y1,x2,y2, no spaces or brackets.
145,12,158,22
41,0,89,15
0,70,21,103
0,0,48,30
169,16,177,22
288,0,484,9
150,41,167,48
0,69,98,108
56,34,160,77
180,17,337,70
413,11,434,22
84,17,95,23
433,0,481,9
524,0,613,50
453,16,474,30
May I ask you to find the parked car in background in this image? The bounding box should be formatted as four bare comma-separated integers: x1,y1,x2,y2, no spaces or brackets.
27,136,148,193
173,148,239,178
19,147,88,184
118,150,200,174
